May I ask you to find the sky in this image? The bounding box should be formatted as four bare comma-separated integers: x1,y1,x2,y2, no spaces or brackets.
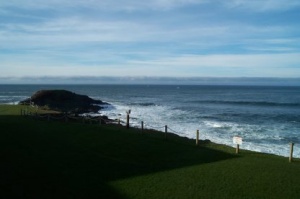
1,0,300,84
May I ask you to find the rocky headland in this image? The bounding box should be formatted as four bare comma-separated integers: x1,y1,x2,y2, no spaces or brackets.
19,90,108,114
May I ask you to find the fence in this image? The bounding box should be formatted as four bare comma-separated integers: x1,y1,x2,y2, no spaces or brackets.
20,108,297,162
20,109,114,125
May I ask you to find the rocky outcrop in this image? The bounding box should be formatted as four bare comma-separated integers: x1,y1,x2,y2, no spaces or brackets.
19,90,108,114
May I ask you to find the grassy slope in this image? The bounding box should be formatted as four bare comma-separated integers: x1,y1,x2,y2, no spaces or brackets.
0,105,299,199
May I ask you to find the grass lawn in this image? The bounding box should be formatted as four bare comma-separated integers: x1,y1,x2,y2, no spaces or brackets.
0,105,299,199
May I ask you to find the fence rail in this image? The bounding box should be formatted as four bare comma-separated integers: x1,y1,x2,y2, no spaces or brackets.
20,108,297,162
21,109,114,124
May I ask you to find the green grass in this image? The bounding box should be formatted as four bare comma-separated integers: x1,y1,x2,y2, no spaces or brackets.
0,105,299,199
0,104,59,115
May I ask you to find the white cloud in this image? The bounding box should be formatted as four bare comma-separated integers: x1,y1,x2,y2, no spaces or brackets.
0,16,232,50
132,53,300,67
1,14,291,52
0,18,150,49
128,53,300,77
1,0,297,50
225,0,300,11
2,0,298,12
2,53,299,78
0,0,299,79
0,0,206,11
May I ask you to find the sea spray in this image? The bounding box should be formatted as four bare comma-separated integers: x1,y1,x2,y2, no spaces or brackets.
1,84,300,158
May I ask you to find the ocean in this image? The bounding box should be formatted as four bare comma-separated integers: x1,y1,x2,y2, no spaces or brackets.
1,84,300,158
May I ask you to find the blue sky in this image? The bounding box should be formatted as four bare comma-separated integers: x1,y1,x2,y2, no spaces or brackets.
1,0,300,82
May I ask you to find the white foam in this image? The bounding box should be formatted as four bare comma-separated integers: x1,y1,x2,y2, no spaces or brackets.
99,100,300,158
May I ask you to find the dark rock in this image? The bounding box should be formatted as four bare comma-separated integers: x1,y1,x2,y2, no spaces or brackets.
19,90,108,114
200,139,211,144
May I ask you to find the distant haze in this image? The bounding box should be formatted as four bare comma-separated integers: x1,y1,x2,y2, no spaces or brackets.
1,76,300,86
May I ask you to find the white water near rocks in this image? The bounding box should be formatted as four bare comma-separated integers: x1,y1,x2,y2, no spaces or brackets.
1,85,299,157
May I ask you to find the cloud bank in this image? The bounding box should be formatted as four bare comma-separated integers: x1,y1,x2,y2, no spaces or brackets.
0,0,299,81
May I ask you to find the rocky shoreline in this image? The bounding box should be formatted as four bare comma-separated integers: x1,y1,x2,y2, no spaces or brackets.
19,89,109,114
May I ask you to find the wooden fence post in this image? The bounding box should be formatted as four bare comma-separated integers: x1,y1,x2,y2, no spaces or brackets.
196,130,199,146
165,125,168,140
289,143,294,163
236,144,240,154
126,114,130,129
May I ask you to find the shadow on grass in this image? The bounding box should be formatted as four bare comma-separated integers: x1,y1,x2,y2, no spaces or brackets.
0,116,237,199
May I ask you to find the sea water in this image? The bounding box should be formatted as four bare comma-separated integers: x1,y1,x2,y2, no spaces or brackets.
1,84,300,157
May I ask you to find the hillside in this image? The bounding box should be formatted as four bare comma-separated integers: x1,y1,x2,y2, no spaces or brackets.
0,105,299,199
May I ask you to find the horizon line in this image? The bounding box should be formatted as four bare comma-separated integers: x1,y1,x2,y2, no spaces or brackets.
1,76,300,86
